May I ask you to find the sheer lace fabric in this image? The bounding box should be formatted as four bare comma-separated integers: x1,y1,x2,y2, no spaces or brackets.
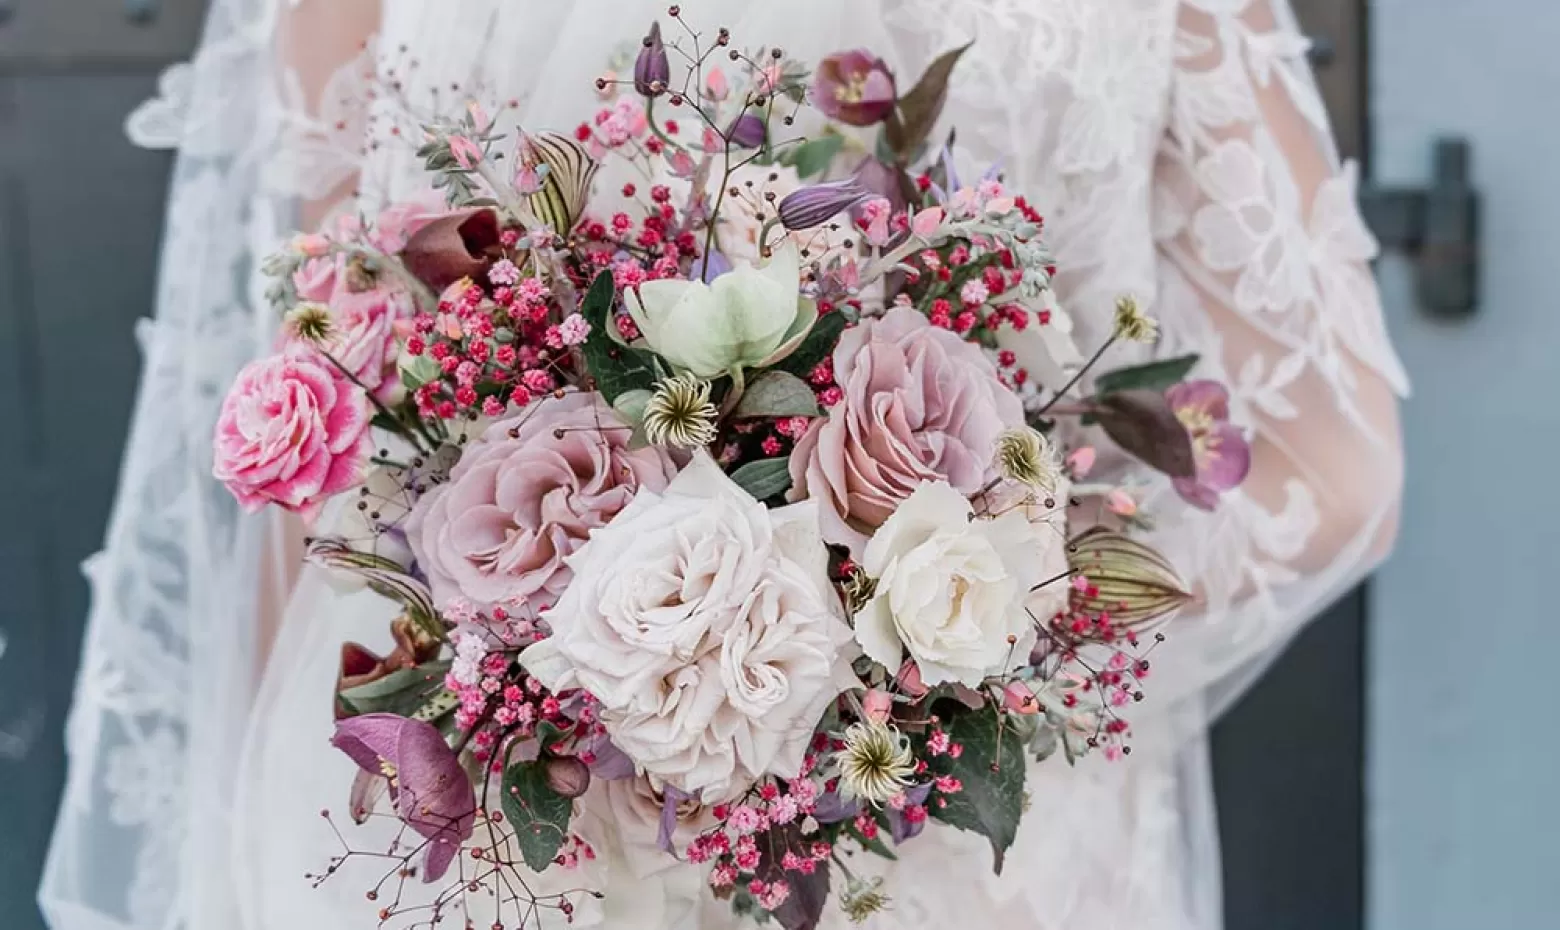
41,1,1405,928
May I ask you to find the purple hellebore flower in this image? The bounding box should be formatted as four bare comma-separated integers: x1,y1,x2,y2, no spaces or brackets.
813,49,897,126
691,248,733,283
886,782,933,843
332,714,476,882
776,178,876,231
1165,379,1252,511
634,22,670,97
811,789,862,825
724,112,768,149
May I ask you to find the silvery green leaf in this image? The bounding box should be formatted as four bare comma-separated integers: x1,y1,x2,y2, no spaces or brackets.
730,458,793,501
734,370,819,418
612,388,653,425
398,353,441,390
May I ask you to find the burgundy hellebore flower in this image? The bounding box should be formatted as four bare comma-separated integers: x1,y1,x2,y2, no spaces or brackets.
1164,380,1252,511
634,22,670,97
332,714,476,882
813,49,897,126
777,177,876,231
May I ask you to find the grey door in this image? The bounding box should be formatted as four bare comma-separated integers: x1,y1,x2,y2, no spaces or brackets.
0,3,204,928
1211,2,1369,929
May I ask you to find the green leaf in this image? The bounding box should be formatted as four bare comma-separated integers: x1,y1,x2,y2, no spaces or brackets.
1090,389,1196,480
578,271,657,404
850,817,900,861
1092,353,1200,396
611,388,653,424
501,760,574,872
338,660,452,717
781,134,845,179
772,311,845,380
730,458,793,501
398,353,441,391
735,370,819,418
927,704,1027,874
883,43,973,161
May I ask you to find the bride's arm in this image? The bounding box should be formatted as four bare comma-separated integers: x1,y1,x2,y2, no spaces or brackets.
255,0,381,664
1149,0,1407,711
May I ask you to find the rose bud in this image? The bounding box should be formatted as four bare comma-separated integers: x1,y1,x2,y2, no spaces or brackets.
634,21,670,97
544,756,592,799
724,112,767,149
777,177,876,231
813,49,897,126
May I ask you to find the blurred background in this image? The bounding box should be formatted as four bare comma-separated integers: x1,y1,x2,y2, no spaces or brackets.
0,1,1549,929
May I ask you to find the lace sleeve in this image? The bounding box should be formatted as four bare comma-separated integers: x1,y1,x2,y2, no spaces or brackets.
1147,0,1408,714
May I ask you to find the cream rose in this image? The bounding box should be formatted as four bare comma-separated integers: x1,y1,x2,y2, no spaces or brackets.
854,480,1070,688
522,453,855,802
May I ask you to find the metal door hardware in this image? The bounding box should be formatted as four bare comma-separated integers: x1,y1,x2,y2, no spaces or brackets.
1360,137,1479,317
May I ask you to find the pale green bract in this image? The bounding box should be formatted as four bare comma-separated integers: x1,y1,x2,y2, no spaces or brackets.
623,240,818,378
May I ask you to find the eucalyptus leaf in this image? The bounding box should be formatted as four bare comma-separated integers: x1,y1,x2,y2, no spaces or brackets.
337,660,452,717
612,388,653,425
926,704,1027,874
500,760,574,872
398,353,441,391
1092,353,1200,396
579,271,657,404
1090,389,1196,479
735,370,819,418
883,43,973,161
730,458,793,501
782,134,846,180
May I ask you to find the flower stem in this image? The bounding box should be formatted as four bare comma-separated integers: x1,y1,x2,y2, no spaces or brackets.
1035,335,1116,417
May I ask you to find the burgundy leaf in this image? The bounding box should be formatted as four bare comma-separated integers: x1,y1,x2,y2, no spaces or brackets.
1090,389,1197,479
400,207,503,292
883,42,972,161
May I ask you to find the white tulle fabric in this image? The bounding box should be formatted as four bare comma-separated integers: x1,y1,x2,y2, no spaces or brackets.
40,0,1406,928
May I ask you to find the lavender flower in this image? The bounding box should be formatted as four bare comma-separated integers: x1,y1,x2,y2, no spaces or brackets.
634,22,670,97
724,112,767,149
813,49,897,126
332,714,476,881
1165,380,1252,510
777,177,875,230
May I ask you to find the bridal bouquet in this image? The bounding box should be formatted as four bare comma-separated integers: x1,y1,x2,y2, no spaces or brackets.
216,11,1250,928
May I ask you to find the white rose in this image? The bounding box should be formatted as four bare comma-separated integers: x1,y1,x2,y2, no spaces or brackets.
522,452,855,802
624,240,818,378
854,480,1071,688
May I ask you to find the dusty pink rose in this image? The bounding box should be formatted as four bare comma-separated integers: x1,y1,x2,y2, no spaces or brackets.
322,284,410,404
789,307,1024,556
406,392,677,616
213,348,371,519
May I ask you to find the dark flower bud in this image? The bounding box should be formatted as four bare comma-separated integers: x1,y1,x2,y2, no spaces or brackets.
777,177,876,230
543,756,592,799
724,113,767,149
634,22,670,97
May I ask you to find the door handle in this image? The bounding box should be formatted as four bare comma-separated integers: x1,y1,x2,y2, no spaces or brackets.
126,0,159,24
1360,137,1480,318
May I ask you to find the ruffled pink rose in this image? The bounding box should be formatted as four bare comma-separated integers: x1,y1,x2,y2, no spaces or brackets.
291,255,338,302
324,285,409,404
789,307,1024,556
213,348,371,519
406,392,677,616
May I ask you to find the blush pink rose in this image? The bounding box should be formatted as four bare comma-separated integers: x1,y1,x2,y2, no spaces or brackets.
322,285,410,404
370,194,450,254
292,255,339,302
213,348,371,519
788,307,1025,556
406,392,678,617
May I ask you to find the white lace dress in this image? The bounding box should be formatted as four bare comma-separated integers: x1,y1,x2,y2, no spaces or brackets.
39,1,1406,929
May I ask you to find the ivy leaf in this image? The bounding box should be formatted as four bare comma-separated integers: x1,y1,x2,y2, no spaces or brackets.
781,134,845,179
735,370,819,418
927,704,1027,874
773,311,845,380
730,458,793,501
337,660,452,717
501,760,574,872
1090,389,1197,479
578,271,657,404
883,43,973,162
1092,353,1200,396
